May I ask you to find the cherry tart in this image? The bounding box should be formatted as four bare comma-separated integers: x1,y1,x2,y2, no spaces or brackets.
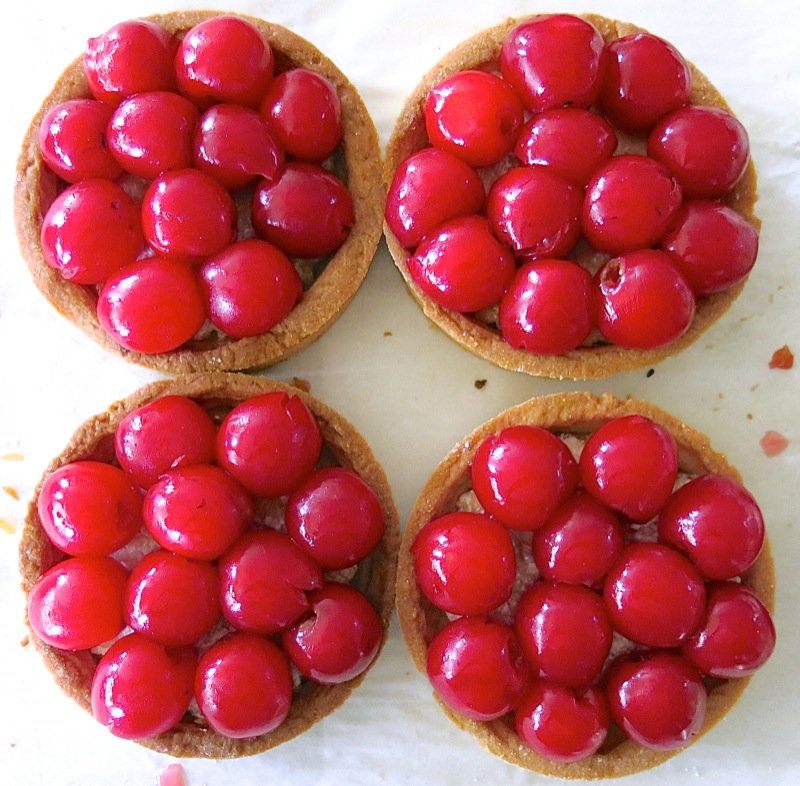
396,392,775,778
15,10,383,373
384,14,758,379
19,374,399,757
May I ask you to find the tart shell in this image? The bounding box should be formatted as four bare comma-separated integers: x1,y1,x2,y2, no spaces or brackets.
396,391,775,779
19,373,400,758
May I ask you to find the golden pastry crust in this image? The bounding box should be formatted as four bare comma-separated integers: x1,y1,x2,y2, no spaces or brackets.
396,391,775,779
14,10,384,373
19,373,400,758
384,14,760,380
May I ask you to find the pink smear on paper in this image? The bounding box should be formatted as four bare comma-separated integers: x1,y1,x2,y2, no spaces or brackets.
760,430,789,457
159,764,186,786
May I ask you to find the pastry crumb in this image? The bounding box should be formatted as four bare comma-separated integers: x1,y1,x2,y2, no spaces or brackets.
760,430,789,457
2,486,19,500
646,368,655,378
383,330,393,337
769,345,794,369
0,519,15,534
20,635,29,647
290,376,311,392
1,453,24,462
474,379,487,389
746,413,753,420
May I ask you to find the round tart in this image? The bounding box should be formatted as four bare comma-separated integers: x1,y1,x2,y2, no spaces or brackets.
15,10,383,372
396,392,775,778
384,14,759,379
19,373,399,757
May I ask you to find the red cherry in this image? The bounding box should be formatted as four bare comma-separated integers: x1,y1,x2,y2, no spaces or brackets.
681,582,776,678
658,474,765,579
426,617,529,721
579,414,678,522
582,154,682,254
83,20,178,105
599,33,692,132
406,216,515,313
471,425,579,531
91,633,195,739
97,257,207,354
514,108,617,186
648,106,750,198
124,550,219,647
107,91,198,180
199,239,303,339
41,179,144,285
661,201,759,296
516,681,609,763
219,530,322,634
594,250,696,350
217,391,322,498
411,511,516,616
385,147,484,249
500,15,604,112
285,467,386,570
606,652,706,751
143,465,253,560
195,633,293,738
175,16,274,108
28,556,127,650
499,259,593,355
424,70,524,167
252,163,353,258
37,461,142,556
282,583,383,685
260,68,342,162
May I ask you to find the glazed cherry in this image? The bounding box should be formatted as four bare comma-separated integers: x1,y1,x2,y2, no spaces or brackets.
411,511,516,616
648,106,750,198
143,464,253,560
582,155,683,254
604,543,706,647
285,467,386,570
516,682,609,763
594,250,696,350
115,395,217,489
199,239,303,339
28,556,127,650
282,583,382,684
658,474,765,579
515,582,612,688
83,20,178,105
427,617,529,721
500,15,604,112
261,68,343,162
107,91,198,180
37,461,141,556
532,491,623,586
579,414,678,522
195,634,293,738
41,179,144,285
38,99,120,183
252,163,353,258
599,33,692,132
499,259,593,355
194,104,283,190
385,148,484,249
217,391,322,498
219,530,322,634
681,582,776,678
605,652,706,751
661,201,759,296
487,167,581,259
424,70,523,167
124,550,219,647
406,216,515,313
514,108,617,186
175,16,274,108
142,168,236,258
91,633,195,740
97,258,207,354
472,425,579,531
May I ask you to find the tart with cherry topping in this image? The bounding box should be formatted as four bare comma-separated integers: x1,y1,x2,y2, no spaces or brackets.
19,374,399,757
396,392,775,777
15,11,383,372
384,14,758,379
